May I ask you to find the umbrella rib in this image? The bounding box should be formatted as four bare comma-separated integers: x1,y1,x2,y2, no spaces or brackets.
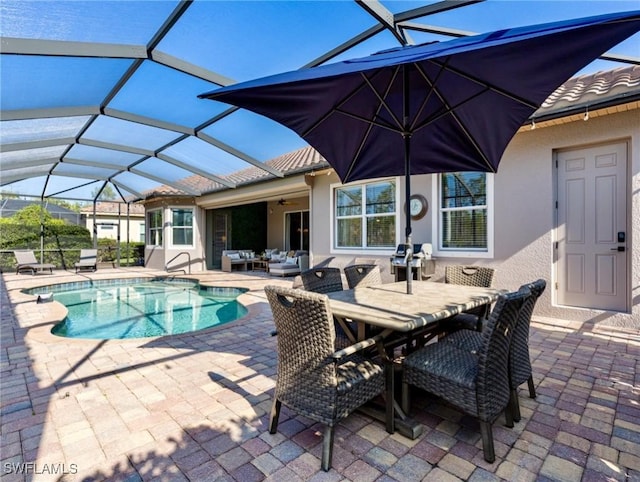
344,67,405,181
409,58,450,133
420,88,496,172
414,61,491,130
360,69,406,132
413,62,496,171
301,68,401,138
428,58,540,109
333,108,403,134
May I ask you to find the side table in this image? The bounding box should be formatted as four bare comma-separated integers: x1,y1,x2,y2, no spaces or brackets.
251,259,269,272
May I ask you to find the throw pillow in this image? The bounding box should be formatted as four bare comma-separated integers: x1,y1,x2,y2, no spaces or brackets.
228,253,241,260
285,256,298,265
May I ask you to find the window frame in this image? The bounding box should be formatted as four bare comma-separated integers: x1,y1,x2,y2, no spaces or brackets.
431,173,494,258
330,178,400,254
169,206,195,248
146,208,163,248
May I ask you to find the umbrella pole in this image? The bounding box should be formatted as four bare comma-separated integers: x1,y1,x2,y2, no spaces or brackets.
403,65,413,295
404,134,412,295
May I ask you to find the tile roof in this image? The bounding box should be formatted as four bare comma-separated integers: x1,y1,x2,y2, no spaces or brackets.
146,65,638,199
535,65,640,118
143,145,329,198
80,201,145,215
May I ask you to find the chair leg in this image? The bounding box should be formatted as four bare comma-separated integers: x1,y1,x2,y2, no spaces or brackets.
401,380,410,414
504,401,514,428
527,376,536,398
269,399,281,434
321,425,334,472
479,421,495,463
385,363,395,434
511,388,521,423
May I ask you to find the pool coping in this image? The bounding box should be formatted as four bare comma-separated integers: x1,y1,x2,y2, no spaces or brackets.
17,272,275,345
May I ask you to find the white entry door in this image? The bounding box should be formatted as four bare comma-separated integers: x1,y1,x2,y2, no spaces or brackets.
556,142,628,312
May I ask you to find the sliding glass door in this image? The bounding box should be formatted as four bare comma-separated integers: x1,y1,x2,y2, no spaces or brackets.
285,210,309,252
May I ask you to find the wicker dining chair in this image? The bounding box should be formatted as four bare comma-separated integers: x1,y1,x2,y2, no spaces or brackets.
402,287,528,463
264,286,393,471
300,267,352,345
300,267,344,294
443,265,496,331
344,264,382,289
442,279,546,422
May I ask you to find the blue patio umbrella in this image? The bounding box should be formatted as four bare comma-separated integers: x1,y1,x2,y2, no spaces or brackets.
200,11,640,294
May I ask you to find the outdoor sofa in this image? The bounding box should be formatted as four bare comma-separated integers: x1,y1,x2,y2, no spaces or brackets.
221,249,256,272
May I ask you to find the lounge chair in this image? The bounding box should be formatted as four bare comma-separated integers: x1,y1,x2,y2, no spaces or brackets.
14,250,55,275
75,249,98,272
269,251,309,277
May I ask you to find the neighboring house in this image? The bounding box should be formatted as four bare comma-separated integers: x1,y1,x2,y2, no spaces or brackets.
81,202,145,243
0,199,85,225
140,65,640,327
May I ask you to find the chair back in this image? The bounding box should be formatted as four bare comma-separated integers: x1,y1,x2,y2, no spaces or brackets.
510,279,546,386
301,267,343,294
79,249,98,261
475,288,529,420
14,250,37,265
344,264,382,289
445,265,495,287
264,286,338,422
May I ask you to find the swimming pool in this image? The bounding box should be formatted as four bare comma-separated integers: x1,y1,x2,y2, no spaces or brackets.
27,278,248,340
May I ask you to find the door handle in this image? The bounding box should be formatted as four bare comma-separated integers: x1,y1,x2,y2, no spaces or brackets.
610,246,625,252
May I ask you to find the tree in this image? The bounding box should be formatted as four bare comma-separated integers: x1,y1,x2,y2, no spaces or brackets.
13,205,53,224
48,198,83,212
91,184,117,201
0,191,20,200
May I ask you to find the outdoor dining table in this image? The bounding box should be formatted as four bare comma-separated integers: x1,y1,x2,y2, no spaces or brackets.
326,280,504,439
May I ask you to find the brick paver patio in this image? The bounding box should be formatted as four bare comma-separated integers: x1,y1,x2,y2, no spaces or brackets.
1,268,638,481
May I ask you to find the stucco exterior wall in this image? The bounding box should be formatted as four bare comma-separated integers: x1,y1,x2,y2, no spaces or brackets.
492,109,639,327
142,198,206,273
85,215,145,243
266,197,310,252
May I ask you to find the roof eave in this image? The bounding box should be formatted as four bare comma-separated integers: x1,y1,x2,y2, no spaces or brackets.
530,92,640,123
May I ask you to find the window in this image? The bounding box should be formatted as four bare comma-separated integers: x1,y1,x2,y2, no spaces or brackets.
139,222,145,243
436,172,493,256
334,180,396,249
147,209,162,246
171,208,193,246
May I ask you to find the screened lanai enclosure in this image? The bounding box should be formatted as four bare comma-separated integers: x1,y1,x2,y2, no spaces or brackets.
1,0,638,271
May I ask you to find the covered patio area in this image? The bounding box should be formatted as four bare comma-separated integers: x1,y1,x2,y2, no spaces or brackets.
1,268,638,481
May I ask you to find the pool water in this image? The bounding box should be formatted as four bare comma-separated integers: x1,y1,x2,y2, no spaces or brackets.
44,280,248,339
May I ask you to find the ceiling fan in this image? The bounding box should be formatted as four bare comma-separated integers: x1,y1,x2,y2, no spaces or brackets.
277,198,298,206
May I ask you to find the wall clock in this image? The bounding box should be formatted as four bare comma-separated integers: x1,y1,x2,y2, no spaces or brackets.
407,194,428,220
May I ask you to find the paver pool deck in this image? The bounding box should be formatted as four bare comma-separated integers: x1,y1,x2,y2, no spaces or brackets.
1,268,638,481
